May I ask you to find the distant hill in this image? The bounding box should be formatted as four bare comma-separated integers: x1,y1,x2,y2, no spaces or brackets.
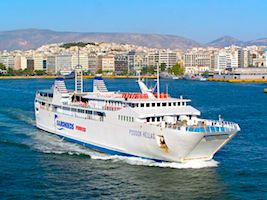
0,29,201,51
206,36,245,47
0,29,266,51
206,36,267,48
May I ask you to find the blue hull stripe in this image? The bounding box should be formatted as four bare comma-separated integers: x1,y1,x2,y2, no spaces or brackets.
47,132,165,163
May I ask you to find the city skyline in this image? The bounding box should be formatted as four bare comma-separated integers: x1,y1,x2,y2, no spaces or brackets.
1,0,267,43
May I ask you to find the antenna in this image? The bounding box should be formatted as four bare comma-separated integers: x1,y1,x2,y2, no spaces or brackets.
157,62,160,99
75,47,83,93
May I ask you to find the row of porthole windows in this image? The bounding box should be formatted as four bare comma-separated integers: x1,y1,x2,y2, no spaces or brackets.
139,101,186,108
118,115,134,122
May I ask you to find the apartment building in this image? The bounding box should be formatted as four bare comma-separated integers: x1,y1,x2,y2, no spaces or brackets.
114,53,128,74
0,55,15,69
98,54,115,72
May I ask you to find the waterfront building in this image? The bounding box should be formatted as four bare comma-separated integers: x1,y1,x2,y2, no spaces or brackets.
114,53,128,75
184,49,212,70
0,55,15,69
88,53,98,73
159,51,177,68
55,54,72,72
238,49,252,67
214,51,227,72
20,56,35,70
98,54,115,73
71,54,89,70
265,49,267,67
47,56,56,74
128,51,148,73
34,55,47,71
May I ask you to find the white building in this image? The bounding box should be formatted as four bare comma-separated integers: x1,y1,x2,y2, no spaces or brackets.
265,49,267,67
215,52,227,72
34,55,47,71
71,54,89,70
55,55,72,72
0,55,15,69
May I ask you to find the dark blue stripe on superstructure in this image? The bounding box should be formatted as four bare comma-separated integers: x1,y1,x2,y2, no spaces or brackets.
56,77,64,81
94,76,103,80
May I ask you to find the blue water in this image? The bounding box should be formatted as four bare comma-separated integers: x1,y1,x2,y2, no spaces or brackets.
0,78,266,200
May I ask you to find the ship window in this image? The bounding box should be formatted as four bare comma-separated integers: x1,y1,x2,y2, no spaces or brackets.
146,103,150,107
168,102,172,106
132,117,134,122
147,118,150,122
118,115,120,120
162,103,167,106
151,117,155,122
157,103,160,107
136,104,139,107
178,102,180,106
71,108,76,112
157,117,160,121
173,102,176,106
140,103,144,107
152,103,155,107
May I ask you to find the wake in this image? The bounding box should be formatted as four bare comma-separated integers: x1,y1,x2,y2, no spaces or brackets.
32,131,219,169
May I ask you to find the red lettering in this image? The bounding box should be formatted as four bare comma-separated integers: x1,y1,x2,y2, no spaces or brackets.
75,125,86,132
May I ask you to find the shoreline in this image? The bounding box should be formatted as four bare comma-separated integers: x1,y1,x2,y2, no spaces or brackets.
0,75,157,79
207,78,267,83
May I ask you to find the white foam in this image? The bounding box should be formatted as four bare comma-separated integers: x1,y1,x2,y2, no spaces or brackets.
32,131,218,169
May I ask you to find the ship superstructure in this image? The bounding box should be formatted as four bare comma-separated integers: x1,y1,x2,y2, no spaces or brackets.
35,72,240,162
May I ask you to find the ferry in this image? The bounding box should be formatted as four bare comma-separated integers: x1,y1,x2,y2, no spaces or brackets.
34,66,240,162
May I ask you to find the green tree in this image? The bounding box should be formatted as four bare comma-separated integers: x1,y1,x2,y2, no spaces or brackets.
170,63,185,76
35,70,46,76
141,66,155,75
23,68,34,76
95,69,103,74
7,68,15,76
160,63,166,72
0,63,6,70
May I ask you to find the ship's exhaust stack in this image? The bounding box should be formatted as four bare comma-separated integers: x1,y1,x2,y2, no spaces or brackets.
93,75,108,93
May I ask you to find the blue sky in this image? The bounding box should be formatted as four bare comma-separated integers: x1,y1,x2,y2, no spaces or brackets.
1,0,267,43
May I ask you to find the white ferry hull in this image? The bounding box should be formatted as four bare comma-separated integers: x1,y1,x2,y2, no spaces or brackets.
35,105,236,163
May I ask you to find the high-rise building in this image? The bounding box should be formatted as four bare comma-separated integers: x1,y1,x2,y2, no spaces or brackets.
159,51,177,68
0,55,15,69
47,56,56,73
215,52,227,71
71,54,89,69
88,53,98,73
55,55,72,72
98,54,115,73
114,54,128,75
34,55,47,71
128,51,148,73
238,49,252,67
184,49,212,69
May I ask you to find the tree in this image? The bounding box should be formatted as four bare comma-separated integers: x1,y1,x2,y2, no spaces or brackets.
95,69,103,74
170,63,185,76
141,66,155,75
7,68,15,76
35,70,46,76
0,63,6,70
160,63,166,72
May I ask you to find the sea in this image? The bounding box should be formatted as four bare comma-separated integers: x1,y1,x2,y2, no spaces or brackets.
0,78,266,200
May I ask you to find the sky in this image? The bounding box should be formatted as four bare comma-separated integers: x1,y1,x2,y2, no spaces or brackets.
1,0,267,43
